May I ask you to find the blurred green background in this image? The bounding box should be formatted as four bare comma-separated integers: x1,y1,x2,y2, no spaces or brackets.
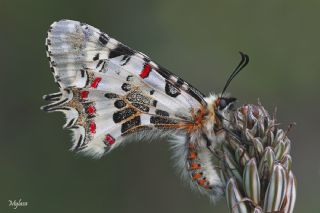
1,0,319,212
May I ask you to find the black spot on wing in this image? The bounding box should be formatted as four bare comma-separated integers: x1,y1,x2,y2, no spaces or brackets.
64,118,76,129
113,108,137,123
96,60,103,68
176,78,184,86
126,91,150,105
187,88,205,104
41,98,69,112
150,116,177,125
165,80,181,97
87,114,95,119
152,100,157,107
74,134,84,150
142,55,151,63
121,83,131,92
121,116,141,133
43,92,62,101
55,75,61,82
126,75,133,82
114,100,126,109
85,70,90,87
121,55,131,66
156,65,171,79
93,53,100,61
99,33,109,45
80,69,85,77
43,106,70,113
105,93,119,99
132,103,149,112
156,65,206,105
109,43,134,59
155,109,169,117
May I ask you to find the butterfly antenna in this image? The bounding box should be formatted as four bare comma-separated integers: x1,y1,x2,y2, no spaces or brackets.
221,52,249,97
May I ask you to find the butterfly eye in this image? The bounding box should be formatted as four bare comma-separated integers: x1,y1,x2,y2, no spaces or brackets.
218,98,227,109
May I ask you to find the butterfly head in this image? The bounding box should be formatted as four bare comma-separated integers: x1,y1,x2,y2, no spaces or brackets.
215,97,237,112
203,95,236,133
200,94,236,145
213,96,237,129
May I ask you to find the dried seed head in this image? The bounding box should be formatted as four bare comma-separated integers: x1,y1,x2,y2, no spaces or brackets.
217,103,297,213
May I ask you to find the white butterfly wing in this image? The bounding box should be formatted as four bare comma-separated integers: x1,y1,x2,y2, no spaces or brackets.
42,20,206,158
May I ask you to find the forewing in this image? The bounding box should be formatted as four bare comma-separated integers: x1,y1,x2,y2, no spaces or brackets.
46,20,206,109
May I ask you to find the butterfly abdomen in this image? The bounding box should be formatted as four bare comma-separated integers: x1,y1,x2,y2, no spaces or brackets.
170,133,224,202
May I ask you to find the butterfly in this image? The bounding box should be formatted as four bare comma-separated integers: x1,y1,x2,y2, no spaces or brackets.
42,19,249,202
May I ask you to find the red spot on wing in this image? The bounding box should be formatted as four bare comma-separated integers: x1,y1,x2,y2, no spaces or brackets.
87,105,96,114
89,121,96,134
104,134,115,145
91,77,102,88
139,63,151,79
80,90,89,99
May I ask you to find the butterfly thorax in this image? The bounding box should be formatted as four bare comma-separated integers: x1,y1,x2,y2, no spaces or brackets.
184,94,227,147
